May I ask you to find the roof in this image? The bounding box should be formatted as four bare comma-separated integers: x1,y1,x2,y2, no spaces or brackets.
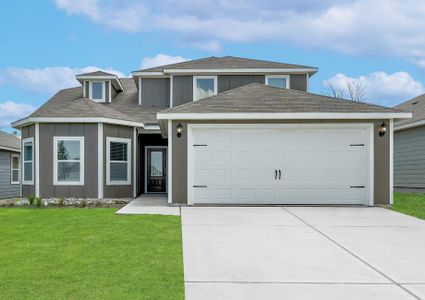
0,130,20,152
159,83,406,115
76,70,125,91
394,94,425,129
76,70,117,77
137,56,318,74
14,78,166,127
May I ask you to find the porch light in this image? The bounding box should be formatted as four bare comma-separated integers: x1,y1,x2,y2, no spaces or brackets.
379,122,387,137
176,123,183,138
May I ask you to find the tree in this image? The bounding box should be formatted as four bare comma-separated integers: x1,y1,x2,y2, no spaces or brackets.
325,79,367,102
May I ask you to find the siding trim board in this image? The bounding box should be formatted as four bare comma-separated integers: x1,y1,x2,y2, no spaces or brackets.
98,123,104,199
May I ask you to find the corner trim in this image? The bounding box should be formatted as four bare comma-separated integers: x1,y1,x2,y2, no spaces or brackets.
98,123,104,199
133,127,137,198
389,119,394,205
35,123,40,197
168,120,173,204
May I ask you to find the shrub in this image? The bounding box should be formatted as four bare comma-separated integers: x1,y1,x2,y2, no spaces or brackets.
58,197,65,206
94,200,101,207
36,197,42,208
28,195,35,205
80,199,88,208
8,201,15,207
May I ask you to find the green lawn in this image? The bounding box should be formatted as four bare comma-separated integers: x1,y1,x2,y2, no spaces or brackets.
0,208,184,300
393,192,425,220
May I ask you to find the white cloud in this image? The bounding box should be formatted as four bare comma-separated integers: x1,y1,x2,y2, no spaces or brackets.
140,54,189,69
0,101,36,127
324,71,425,106
0,66,125,95
54,0,425,65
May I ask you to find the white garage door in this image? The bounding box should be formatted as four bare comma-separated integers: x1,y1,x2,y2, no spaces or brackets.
188,124,373,205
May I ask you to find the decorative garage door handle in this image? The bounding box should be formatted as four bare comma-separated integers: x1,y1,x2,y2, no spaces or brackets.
350,185,365,188
279,170,281,180
275,170,278,180
349,144,365,147
193,185,208,188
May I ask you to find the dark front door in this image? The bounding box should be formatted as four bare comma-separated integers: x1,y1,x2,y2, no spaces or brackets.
146,148,167,193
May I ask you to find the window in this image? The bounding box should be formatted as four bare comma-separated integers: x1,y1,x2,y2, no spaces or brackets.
22,137,33,184
265,75,289,89
107,137,131,185
11,153,20,184
193,76,217,101
54,137,84,185
89,81,105,102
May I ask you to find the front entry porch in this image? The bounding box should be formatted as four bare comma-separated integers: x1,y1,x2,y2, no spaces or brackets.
116,194,180,215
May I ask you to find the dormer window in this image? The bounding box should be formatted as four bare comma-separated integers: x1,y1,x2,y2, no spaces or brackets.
266,75,290,89
89,81,106,102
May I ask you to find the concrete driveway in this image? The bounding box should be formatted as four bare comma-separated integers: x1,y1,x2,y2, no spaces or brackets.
181,207,425,300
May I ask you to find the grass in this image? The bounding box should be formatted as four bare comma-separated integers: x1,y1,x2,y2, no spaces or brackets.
392,192,425,220
0,208,184,299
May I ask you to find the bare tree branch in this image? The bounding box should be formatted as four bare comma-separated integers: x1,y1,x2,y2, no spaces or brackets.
325,81,345,99
346,80,367,102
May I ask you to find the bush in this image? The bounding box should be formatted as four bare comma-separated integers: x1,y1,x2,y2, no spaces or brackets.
80,199,88,208
58,197,65,206
94,200,102,207
28,195,35,205
36,197,42,208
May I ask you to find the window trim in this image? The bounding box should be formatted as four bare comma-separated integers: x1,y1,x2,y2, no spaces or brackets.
193,75,218,101
22,137,34,185
53,136,85,186
89,81,106,102
106,137,131,186
11,153,20,185
265,75,290,89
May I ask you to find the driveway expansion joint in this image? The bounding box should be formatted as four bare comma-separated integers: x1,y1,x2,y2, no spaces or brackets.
281,207,423,300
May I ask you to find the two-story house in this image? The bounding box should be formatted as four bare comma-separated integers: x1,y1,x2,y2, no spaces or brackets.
12,56,410,206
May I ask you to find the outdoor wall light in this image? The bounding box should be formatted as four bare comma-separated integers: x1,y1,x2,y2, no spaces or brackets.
176,123,183,138
379,122,388,137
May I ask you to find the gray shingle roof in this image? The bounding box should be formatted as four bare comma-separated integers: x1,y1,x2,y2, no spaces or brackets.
138,56,317,73
76,70,118,77
395,94,425,127
27,78,166,124
160,83,403,114
0,130,20,151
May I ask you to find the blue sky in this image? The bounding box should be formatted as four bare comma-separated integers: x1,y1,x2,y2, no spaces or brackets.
1,0,425,132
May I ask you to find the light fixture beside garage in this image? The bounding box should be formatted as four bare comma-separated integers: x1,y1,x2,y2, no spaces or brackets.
176,123,183,138
379,122,388,137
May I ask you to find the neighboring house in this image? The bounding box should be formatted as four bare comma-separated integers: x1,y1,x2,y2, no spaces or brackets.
12,56,410,206
394,94,425,191
0,130,20,199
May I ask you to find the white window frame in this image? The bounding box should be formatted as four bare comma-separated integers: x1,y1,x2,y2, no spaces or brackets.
89,81,106,102
22,137,34,185
53,136,85,186
265,75,290,89
193,75,218,101
106,137,131,185
11,153,20,184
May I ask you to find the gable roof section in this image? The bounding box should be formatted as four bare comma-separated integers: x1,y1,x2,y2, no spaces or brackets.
136,56,318,75
12,79,167,128
158,83,410,119
0,130,20,152
394,93,425,130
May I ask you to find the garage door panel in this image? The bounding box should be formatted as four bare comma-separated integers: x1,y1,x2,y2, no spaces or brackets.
190,125,371,205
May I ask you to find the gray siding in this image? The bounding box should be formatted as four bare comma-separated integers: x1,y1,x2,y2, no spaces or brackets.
141,78,170,107
39,123,98,198
0,150,20,199
290,74,308,91
172,75,193,106
172,120,390,205
394,126,425,188
218,75,265,93
21,125,35,197
103,124,134,198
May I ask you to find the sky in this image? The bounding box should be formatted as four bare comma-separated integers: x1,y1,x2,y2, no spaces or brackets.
1,0,425,133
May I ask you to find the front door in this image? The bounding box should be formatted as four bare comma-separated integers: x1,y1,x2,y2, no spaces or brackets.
146,147,167,193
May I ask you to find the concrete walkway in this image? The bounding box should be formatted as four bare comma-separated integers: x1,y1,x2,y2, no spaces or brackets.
181,207,425,300
116,195,180,216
